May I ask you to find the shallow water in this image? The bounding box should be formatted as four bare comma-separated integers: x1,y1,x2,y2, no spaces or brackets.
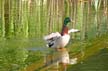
0,0,108,71
68,48,108,71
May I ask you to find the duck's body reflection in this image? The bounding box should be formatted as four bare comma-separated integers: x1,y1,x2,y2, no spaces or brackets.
45,48,69,71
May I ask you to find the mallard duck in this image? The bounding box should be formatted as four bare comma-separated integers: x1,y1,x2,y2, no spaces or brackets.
44,17,79,48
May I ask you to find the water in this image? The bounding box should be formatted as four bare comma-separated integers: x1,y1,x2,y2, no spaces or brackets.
0,38,46,71
68,48,108,71
0,0,108,71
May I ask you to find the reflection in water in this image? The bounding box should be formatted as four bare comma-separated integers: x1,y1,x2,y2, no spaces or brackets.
0,0,108,71
44,47,78,71
68,48,108,71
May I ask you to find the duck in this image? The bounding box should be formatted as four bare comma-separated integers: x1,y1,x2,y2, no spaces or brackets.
43,17,79,48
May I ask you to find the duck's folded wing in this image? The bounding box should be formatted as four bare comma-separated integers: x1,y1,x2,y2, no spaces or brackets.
43,32,61,41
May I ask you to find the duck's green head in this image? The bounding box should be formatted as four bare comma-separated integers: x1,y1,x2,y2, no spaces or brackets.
64,17,71,26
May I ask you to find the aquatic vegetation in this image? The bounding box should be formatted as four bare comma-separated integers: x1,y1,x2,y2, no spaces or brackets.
0,45,28,71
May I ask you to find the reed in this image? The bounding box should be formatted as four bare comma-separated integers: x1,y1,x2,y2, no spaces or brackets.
0,0,108,71
0,0,107,39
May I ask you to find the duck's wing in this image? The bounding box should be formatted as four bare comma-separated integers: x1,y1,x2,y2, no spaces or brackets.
43,32,61,41
43,32,61,48
68,29,80,34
